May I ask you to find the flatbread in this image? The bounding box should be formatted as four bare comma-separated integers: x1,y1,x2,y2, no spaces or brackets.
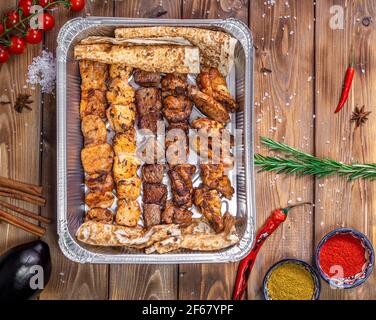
80,36,192,46
76,214,239,253
114,26,237,75
74,43,200,74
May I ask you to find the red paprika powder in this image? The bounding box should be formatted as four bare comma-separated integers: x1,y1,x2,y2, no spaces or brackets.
319,234,366,278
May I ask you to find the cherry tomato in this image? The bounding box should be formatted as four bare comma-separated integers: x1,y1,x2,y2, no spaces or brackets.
0,23,4,35
69,0,85,12
18,0,33,17
0,45,10,64
25,29,43,44
8,36,27,55
38,0,54,7
5,10,20,29
40,12,55,31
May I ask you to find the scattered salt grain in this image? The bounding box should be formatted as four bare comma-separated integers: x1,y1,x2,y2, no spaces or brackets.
26,50,56,94
297,197,302,202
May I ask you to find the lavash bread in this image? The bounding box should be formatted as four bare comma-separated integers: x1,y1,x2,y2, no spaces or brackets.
74,43,200,74
76,213,239,252
114,26,237,76
80,36,192,46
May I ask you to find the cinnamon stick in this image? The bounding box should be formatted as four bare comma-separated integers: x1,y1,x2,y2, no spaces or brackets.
0,208,45,237
0,187,46,206
0,199,51,224
0,176,43,197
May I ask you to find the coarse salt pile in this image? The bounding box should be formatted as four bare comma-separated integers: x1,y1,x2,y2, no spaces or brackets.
26,50,56,94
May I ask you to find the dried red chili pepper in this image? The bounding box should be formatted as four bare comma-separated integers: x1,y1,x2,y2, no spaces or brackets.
334,50,355,114
232,202,312,300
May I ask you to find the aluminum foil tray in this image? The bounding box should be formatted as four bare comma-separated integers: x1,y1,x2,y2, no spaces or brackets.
56,17,255,264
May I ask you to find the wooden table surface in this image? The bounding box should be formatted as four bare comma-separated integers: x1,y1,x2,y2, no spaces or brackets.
0,0,375,300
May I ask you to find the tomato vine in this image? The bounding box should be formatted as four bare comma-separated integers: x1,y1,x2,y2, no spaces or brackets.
0,0,85,63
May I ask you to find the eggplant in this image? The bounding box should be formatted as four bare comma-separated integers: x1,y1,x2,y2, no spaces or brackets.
0,240,51,300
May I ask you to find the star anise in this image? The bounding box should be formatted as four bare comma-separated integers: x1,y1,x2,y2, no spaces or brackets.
14,94,33,113
351,105,371,127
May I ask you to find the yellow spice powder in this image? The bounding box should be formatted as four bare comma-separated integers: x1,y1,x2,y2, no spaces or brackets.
266,262,315,300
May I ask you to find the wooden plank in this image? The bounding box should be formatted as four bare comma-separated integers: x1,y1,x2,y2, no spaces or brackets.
183,0,248,22
39,1,113,300
247,0,315,299
114,0,182,19
315,0,376,299
0,2,41,252
108,0,182,300
178,0,249,300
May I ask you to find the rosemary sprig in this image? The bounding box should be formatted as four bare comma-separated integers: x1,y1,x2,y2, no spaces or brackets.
255,137,376,180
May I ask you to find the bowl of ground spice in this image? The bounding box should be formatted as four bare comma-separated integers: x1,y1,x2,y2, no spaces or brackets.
316,228,374,289
263,259,321,300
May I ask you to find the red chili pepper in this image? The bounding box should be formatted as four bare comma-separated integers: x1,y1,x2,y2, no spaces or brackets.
334,50,355,114
232,202,312,300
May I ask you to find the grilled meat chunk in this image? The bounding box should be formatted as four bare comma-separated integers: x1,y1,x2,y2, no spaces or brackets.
116,199,141,227
194,186,223,233
107,78,135,106
80,89,107,119
191,117,225,132
191,135,234,170
85,191,115,209
81,143,114,175
85,172,114,193
113,154,140,182
162,95,193,123
133,69,161,87
200,163,234,199
142,164,164,184
143,183,167,205
191,118,234,169
85,208,113,223
161,73,187,97
188,85,230,124
143,204,161,227
117,176,142,201
113,128,136,156
79,60,108,91
165,127,189,166
167,121,190,134
109,64,133,80
135,87,162,116
138,112,162,134
81,115,107,146
137,137,165,164
168,164,196,208
106,103,136,132
162,200,193,224
197,67,237,112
